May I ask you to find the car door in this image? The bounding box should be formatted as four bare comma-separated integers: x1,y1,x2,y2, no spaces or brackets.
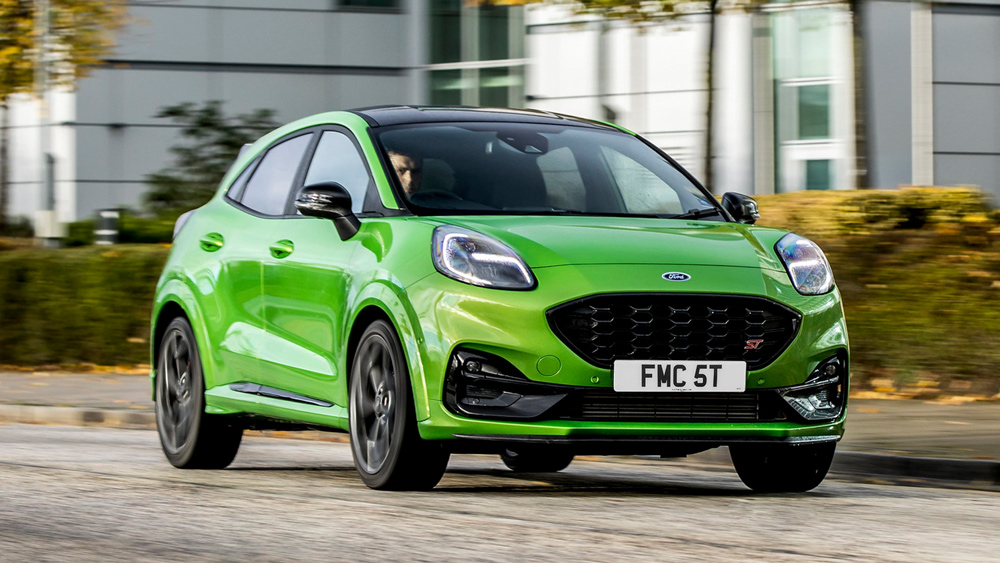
259,128,376,406
216,131,315,388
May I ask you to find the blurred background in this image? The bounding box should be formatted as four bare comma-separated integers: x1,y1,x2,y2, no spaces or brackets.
1,0,999,400
2,0,997,227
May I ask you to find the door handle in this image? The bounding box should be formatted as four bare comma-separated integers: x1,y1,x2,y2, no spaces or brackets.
199,232,224,252
269,239,295,259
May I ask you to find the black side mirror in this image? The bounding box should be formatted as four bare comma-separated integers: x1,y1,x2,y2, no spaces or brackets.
721,192,760,225
295,182,360,240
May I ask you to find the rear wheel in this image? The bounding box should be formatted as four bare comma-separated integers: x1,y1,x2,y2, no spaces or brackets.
500,448,574,473
729,442,836,493
155,317,243,469
349,320,449,490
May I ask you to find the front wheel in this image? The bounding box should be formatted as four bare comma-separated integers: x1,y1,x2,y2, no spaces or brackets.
349,320,449,490
729,442,836,493
155,317,243,469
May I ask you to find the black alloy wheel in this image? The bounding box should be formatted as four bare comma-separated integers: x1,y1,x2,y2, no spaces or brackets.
155,317,242,469
349,320,449,490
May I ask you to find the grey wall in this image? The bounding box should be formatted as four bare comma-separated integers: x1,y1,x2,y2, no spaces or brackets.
864,0,912,189
71,0,416,220
932,4,1000,195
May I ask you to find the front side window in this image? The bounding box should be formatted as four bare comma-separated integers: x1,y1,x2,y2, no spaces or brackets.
240,134,313,216
375,123,718,218
601,147,684,215
302,131,372,214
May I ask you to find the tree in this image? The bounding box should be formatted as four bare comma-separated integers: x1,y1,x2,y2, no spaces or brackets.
0,0,126,233
143,101,279,216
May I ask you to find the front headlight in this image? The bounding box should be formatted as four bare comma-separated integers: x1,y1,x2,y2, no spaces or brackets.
775,233,834,295
432,225,536,290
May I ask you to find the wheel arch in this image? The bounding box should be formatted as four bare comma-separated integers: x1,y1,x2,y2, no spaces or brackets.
151,280,214,400
152,301,189,370
345,288,431,421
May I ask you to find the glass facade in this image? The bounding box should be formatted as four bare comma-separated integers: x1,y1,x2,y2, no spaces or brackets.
427,0,524,108
773,7,843,192
430,69,463,105
430,0,461,64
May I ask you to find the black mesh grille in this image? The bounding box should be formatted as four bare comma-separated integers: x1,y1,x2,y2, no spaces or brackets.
559,390,787,422
547,294,800,370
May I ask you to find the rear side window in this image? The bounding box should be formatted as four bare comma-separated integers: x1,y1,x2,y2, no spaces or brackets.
240,134,313,216
302,131,372,214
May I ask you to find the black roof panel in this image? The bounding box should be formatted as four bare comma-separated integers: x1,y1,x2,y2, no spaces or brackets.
349,105,614,130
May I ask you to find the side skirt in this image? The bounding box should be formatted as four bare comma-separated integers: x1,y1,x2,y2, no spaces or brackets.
228,382,334,407
204,383,349,432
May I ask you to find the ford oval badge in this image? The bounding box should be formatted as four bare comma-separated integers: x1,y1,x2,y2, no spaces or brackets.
662,272,691,282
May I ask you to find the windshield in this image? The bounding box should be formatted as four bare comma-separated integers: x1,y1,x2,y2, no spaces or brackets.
374,122,722,219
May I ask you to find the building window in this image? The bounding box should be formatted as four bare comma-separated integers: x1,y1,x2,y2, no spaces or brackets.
797,84,830,140
479,66,521,107
479,4,511,61
430,69,464,105
805,160,831,191
430,0,461,64
426,0,525,107
772,6,847,192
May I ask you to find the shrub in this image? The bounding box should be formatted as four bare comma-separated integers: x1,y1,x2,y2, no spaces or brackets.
0,245,169,366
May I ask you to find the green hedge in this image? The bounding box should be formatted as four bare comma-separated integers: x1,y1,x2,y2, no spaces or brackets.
0,188,998,397
0,245,169,366
65,214,176,246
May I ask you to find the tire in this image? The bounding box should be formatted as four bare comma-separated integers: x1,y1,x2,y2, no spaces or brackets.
500,448,574,473
155,317,243,469
349,320,450,490
729,442,836,493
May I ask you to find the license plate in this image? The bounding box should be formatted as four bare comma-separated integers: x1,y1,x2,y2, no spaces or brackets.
612,360,747,392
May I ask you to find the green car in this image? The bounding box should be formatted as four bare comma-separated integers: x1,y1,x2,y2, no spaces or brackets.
152,106,848,492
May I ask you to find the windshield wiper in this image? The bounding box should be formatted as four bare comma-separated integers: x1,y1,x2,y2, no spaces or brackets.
670,208,722,220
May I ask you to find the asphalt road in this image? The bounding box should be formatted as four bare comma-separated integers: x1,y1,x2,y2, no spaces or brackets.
1,424,997,562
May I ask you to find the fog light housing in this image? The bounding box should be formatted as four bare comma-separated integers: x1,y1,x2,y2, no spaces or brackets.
444,348,569,420
779,354,848,422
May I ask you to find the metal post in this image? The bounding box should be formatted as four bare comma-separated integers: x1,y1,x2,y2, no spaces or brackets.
751,12,776,195
95,209,120,245
34,0,60,247
35,0,50,210
597,20,616,122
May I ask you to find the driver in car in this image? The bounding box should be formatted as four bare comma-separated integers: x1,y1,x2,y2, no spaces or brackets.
388,150,423,196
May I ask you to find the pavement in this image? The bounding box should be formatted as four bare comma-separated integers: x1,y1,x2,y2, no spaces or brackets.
1,370,998,489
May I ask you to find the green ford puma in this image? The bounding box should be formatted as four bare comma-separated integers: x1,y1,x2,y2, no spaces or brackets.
151,106,849,492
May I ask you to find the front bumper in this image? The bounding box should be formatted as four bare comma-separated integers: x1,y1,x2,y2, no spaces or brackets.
403,263,849,445
447,434,842,455
443,348,847,424
420,396,846,454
